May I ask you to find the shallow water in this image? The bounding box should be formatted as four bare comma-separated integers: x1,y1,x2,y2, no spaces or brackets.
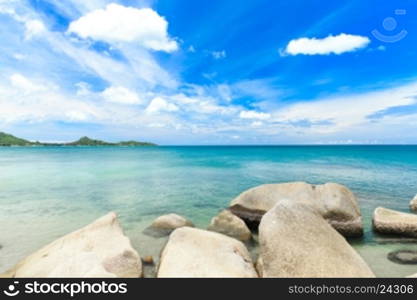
0,146,417,277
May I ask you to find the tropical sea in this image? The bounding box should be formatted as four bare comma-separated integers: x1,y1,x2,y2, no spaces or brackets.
0,145,416,277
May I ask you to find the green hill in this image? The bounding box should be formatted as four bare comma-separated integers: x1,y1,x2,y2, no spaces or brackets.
66,136,114,146
0,132,33,146
67,137,156,146
0,132,156,147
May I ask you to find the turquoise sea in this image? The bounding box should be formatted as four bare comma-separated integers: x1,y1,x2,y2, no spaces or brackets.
1,146,417,277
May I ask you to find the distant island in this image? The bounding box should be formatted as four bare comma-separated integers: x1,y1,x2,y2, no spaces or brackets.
0,132,156,147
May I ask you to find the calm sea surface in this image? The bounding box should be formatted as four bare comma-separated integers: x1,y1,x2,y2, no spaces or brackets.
1,146,417,277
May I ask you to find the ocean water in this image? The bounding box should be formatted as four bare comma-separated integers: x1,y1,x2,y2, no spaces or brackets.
0,145,417,277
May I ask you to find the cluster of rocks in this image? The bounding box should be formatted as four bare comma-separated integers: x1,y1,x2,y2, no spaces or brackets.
229,182,364,237
2,182,417,278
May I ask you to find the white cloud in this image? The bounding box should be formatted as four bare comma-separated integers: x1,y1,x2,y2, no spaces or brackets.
211,50,226,59
170,91,238,116
2,1,417,144
146,97,179,114
240,110,271,120
284,33,370,56
68,4,178,52
273,82,417,133
1,1,177,89
24,19,46,40
1,75,101,124
10,73,48,94
101,86,142,105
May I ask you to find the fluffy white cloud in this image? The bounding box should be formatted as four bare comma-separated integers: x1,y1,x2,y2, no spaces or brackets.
68,4,178,52
240,110,271,120
285,33,370,55
146,97,179,114
101,86,142,104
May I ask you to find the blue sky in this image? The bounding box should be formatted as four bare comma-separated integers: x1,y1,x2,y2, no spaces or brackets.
0,0,416,144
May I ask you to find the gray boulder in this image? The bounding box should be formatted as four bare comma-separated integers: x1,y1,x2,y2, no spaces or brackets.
157,227,258,278
230,182,363,237
2,213,142,278
207,210,251,241
373,207,417,237
258,201,375,277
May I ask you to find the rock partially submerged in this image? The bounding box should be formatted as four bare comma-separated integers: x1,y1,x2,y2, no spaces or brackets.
388,250,417,265
258,201,375,277
144,213,194,237
3,213,142,278
157,227,258,278
207,210,251,241
373,207,417,237
230,182,363,237
410,195,417,212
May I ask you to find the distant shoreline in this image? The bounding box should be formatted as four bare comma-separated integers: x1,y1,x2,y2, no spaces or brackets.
0,144,157,147
0,132,157,147
2,144,417,148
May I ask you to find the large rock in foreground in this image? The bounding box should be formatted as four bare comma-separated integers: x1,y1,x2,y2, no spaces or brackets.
230,182,363,237
157,227,258,278
3,213,142,278
207,210,251,241
373,207,417,237
410,195,417,212
258,201,374,278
